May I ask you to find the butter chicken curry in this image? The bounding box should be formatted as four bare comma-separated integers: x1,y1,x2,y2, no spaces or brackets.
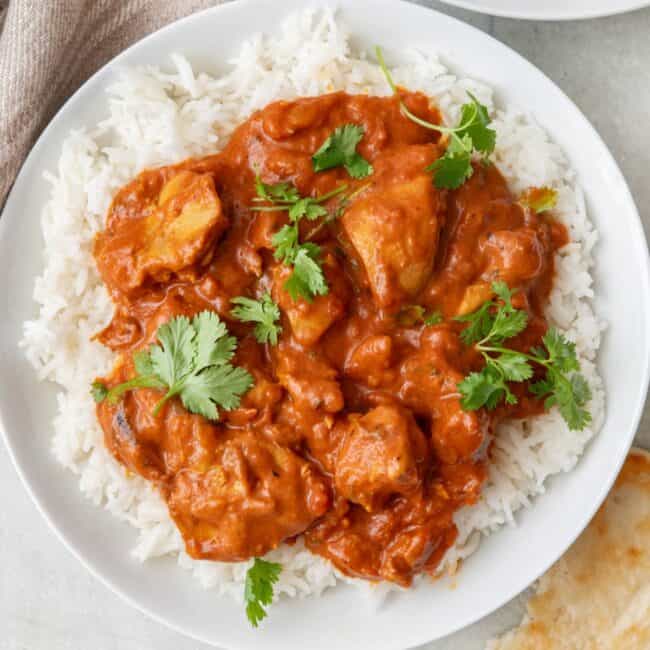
92,88,573,588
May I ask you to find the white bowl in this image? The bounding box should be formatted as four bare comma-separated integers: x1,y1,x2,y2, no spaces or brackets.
0,1,648,648
438,0,650,20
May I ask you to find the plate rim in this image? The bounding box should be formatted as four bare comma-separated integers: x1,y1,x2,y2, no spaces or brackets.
1,0,649,647
437,0,650,21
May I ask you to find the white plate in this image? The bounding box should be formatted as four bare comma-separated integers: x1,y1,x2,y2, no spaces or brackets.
0,1,648,649
438,0,650,20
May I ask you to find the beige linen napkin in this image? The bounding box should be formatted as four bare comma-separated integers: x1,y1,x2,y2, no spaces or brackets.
0,0,227,207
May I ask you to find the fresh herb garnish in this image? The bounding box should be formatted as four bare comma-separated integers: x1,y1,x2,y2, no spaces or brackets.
312,124,373,179
253,177,348,302
254,177,300,204
91,381,109,403
424,310,444,326
456,281,591,430
91,311,254,421
375,46,496,190
281,243,329,301
519,186,558,214
396,305,443,327
528,329,592,430
244,558,282,627
231,293,282,345
457,281,528,348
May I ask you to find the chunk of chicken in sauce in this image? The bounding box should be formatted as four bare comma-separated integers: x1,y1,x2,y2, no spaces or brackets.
92,90,567,586
95,170,228,295
397,325,489,464
168,431,331,561
425,163,564,318
334,405,428,512
342,153,445,311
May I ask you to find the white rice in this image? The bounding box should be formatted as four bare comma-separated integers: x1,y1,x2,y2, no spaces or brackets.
21,8,604,607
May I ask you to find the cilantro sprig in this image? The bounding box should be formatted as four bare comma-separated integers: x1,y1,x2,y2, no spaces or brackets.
375,46,496,190
312,124,373,179
91,311,254,421
253,177,348,302
231,293,282,345
456,281,592,430
245,558,282,627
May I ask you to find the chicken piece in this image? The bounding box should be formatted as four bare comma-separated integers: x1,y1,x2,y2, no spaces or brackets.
305,486,458,586
274,341,344,414
224,336,284,428
431,395,490,465
344,335,394,388
398,325,470,414
396,326,489,463
341,175,444,310
272,251,349,347
262,94,338,140
481,227,546,287
334,405,428,512
98,399,166,482
95,169,228,294
168,431,331,561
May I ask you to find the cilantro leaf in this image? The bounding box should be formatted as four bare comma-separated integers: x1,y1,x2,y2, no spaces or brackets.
90,312,253,421
541,328,579,373
456,301,494,345
288,198,328,222
490,303,528,343
254,176,299,203
133,350,154,376
458,368,505,411
271,224,299,263
149,315,195,388
456,281,527,346
492,280,513,305
428,148,473,190
312,124,374,179
91,381,109,403
313,124,363,168
231,294,283,345
244,558,282,627
570,373,592,405
284,245,328,302
180,364,254,420
492,351,533,382
192,310,234,369
456,93,496,156
345,153,374,179
424,310,443,326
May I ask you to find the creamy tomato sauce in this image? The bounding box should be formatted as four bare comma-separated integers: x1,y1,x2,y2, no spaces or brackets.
93,91,566,586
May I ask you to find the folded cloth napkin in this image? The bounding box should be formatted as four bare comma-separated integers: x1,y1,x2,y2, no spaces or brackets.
0,0,226,207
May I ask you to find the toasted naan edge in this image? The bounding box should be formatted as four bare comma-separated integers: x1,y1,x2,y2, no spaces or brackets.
488,447,650,650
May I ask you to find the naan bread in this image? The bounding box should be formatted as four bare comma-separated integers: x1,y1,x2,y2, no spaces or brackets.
489,448,650,650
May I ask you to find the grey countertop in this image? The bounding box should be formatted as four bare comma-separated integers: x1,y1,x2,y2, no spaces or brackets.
2,2,649,649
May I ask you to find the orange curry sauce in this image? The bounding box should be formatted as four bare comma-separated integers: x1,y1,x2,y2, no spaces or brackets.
93,91,567,586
